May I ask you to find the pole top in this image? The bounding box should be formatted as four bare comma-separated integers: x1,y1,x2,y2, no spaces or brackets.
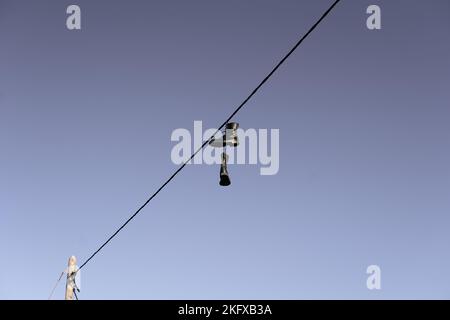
68,256,77,267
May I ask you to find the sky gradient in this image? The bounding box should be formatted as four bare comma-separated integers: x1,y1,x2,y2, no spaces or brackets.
1,0,449,299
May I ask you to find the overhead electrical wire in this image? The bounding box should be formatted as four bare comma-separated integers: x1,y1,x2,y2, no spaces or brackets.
77,0,342,273
48,271,65,300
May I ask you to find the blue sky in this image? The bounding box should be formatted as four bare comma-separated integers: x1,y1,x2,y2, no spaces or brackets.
1,0,449,299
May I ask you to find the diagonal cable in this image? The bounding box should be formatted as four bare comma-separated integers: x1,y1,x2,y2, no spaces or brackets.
78,0,342,271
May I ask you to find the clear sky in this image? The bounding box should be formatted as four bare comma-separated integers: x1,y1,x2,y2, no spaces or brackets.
1,0,449,299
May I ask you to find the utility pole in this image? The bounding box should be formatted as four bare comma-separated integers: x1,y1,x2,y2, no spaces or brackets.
65,256,80,300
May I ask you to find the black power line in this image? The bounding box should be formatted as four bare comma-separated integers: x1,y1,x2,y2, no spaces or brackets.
78,0,342,271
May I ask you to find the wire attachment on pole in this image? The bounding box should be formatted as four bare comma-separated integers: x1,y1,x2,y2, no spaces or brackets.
65,256,80,300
